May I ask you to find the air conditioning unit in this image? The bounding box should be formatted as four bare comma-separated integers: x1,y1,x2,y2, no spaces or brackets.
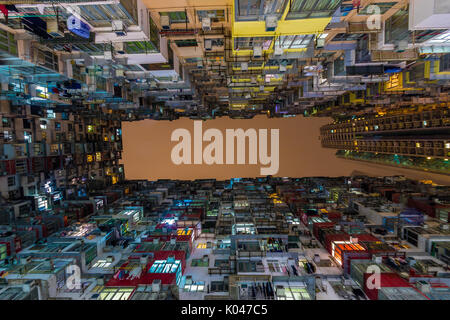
47,20,64,38
416,281,431,294
20,257,32,265
253,46,262,58
373,255,382,264
313,254,320,263
204,39,212,51
160,15,170,30
394,40,408,52
276,285,285,297
74,59,85,66
197,60,203,68
202,17,211,31
112,20,126,36
274,46,283,56
113,42,124,54
316,37,326,48
279,64,287,72
115,69,124,77
152,279,161,292
140,256,148,265
104,51,112,60
265,15,277,32
241,62,248,71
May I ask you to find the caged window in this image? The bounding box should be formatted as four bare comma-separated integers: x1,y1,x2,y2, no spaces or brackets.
47,109,55,119
3,130,13,142
24,131,32,143
160,11,188,24
197,9,226,22
7,176,15,187
234,36,273,50
277,34,314,49
384,8,446,44
287,0,342,20
40,120,47,130
236,0,287,21
174,39,198,47
50,144,59,154
148,259,181,274
439,53,450,72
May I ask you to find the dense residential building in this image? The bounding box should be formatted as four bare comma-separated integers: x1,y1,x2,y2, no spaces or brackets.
0,176,449,300
320,106,450,174
0,0,449,302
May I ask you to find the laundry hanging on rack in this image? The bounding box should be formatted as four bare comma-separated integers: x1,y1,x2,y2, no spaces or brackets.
0,4,18,24
0,6,8,23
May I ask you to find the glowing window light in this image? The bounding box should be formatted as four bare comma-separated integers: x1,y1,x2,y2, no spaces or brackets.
122,210,140,222
177,229,192,236
99,288,134,300
277,287,311,300
92,259,112,268
183,283,205,292
96,152,102,161
44,181,53,193
47,110,55,119
197,243,207,249
87,154,93,162
148,260,181,274
331,241,365,265
36,85,49,99
386,73,400,89
162,218,176,225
